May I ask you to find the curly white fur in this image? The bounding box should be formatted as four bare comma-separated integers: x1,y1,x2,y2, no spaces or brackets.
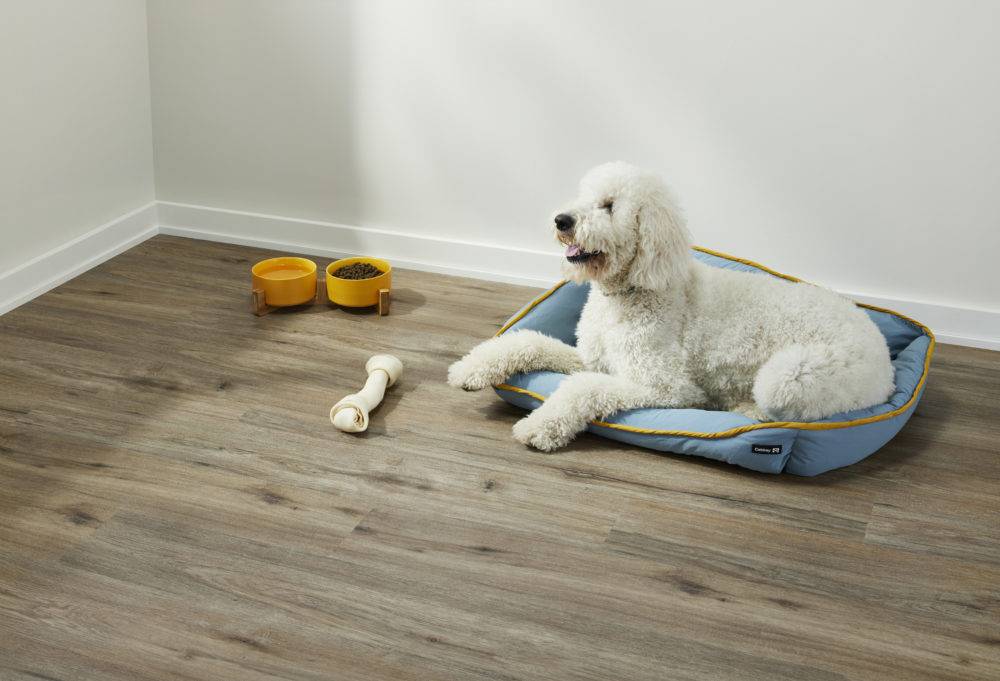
449,162,895,451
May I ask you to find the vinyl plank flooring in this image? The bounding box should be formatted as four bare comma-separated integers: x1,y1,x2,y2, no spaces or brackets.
0,235,998,680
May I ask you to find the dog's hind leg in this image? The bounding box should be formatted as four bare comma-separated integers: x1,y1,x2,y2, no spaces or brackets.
511,372,658,451
752,342,894,422
447,330,584,391
731,401,769,422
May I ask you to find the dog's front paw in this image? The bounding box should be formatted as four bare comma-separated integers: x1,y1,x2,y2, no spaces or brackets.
511,412,575,452
447,358,497,391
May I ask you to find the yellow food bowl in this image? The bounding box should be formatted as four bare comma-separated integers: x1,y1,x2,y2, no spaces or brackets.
251,257,317,307
326,257,392,307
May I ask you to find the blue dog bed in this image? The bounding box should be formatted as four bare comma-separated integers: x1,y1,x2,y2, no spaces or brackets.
493,247,935,476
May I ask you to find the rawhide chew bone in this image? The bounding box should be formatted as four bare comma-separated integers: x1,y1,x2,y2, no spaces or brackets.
330,354,403,432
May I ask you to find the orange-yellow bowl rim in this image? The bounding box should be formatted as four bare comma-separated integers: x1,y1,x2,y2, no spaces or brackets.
326,257,392,280
251,257,317,280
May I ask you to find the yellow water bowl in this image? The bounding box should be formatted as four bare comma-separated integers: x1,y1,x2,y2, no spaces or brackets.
326,257,392,307
251,257,317,307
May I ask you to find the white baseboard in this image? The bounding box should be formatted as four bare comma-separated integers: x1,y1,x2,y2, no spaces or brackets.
0,202,159,316
157,201,562,289
2,199,998,351
846,293,1000,352
159,201,1000,350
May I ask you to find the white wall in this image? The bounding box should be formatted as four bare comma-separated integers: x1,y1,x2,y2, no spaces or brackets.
147,0,358,224
0,0,155,274
147,0,1000,315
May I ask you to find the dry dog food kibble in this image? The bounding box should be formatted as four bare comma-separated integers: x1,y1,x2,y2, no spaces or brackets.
333,263,384,280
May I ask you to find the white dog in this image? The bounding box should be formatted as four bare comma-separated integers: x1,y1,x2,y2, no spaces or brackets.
448,162,894,451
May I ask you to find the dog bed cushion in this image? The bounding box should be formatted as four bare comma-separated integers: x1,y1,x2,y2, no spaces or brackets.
493,247,934,476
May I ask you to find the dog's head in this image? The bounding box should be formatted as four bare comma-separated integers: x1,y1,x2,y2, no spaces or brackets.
553,162,691,291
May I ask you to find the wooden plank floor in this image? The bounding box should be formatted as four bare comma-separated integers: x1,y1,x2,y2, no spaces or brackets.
0,235,997,681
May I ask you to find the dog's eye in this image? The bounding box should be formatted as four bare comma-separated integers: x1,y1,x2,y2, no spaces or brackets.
601,199,614,213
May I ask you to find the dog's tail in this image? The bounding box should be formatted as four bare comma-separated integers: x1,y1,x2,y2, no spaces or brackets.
752,343,894,422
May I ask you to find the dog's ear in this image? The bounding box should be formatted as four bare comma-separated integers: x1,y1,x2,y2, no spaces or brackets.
629,193,692,290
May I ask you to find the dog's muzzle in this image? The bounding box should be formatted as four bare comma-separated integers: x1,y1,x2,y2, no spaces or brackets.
565,243,601,263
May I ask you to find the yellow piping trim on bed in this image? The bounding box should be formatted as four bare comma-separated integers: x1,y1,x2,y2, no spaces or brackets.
494,246,936,439
495,280,569,336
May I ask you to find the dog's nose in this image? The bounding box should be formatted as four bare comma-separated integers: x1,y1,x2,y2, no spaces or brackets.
554,213,575,232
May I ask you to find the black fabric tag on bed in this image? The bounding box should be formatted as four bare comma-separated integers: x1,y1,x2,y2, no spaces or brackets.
752,444,783,455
